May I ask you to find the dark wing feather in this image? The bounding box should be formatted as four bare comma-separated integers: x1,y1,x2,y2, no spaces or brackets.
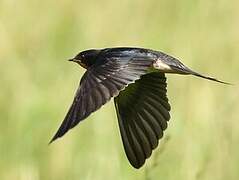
114,72,171,168
50,56,155,143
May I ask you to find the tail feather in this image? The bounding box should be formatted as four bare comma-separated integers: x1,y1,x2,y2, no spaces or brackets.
190,71,231,85
170,65,231,85
155,52,231,85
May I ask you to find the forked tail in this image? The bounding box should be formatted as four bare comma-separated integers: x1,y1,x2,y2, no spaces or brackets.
155,52,231,85
189,71,231,85
170,65,231,85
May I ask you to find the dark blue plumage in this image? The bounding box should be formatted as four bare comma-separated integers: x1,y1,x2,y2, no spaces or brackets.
51,47,229,168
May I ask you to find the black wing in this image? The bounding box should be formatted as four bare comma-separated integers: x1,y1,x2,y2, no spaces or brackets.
114,72,171,168
50,55,155,143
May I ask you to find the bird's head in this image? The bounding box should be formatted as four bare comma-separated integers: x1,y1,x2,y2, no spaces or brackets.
69,49,101,69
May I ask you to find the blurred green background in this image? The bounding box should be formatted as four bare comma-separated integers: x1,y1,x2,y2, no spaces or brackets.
0,0,238,179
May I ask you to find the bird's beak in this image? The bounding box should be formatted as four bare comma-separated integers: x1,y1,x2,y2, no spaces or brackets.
68,58,75,62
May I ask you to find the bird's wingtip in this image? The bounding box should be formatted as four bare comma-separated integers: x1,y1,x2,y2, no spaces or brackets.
48,134,59,145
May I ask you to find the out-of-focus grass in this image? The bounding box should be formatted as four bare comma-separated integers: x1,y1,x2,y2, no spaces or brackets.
0,0,239,179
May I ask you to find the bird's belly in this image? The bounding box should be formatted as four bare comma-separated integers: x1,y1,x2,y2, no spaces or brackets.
153,59,176,73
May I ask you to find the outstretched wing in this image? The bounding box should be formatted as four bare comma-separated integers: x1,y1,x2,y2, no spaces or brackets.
50,55,155,143
114,72,171,168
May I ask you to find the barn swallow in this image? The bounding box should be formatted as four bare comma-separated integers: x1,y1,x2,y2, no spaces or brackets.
50,47,229,168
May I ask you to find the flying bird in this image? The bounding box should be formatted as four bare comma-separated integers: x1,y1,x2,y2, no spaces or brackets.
50,47,228,168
